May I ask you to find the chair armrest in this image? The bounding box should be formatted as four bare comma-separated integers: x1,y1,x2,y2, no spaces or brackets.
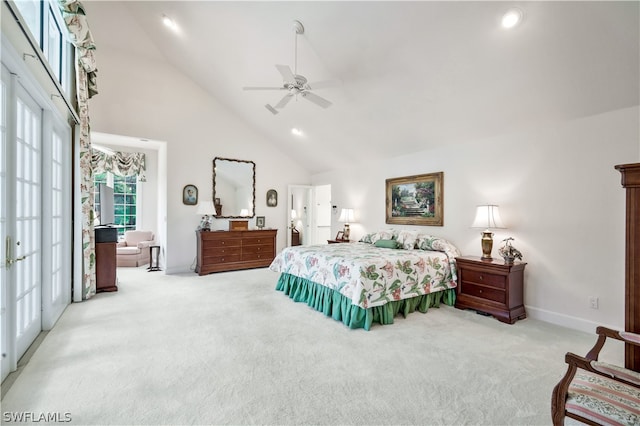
137,241,155,249
117,241,126,248
596,326,640,346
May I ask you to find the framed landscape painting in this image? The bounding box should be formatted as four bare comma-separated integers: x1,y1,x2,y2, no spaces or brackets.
386,172,443,226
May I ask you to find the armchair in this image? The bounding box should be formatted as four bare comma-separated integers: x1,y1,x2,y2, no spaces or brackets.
551,326,640,425
116,230,155,267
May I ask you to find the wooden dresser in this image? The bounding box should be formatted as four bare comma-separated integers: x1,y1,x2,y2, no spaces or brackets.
196,229,277,275
454,255,527,324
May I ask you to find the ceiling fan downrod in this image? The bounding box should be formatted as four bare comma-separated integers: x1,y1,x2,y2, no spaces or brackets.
292,20,304,77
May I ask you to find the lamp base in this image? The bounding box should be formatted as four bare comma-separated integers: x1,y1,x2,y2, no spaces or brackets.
480,230,494,260
343,224,350,240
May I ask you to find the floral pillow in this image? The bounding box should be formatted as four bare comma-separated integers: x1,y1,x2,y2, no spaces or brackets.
360,229,398,244
396,230,420,250
359,232,376,244
416,234,462,282
370,229,398,244
416,234,461,256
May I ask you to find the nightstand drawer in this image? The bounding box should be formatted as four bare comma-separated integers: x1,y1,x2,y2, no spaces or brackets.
461,282,505,303
460,270,506,289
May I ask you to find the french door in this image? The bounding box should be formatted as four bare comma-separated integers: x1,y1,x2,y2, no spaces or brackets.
1,59,71,382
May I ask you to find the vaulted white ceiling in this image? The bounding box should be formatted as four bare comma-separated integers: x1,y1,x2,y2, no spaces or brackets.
84,1,639,174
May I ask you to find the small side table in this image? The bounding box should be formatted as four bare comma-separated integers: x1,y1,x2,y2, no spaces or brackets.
327,239,351,244
148,245,161,272
454,256,527,324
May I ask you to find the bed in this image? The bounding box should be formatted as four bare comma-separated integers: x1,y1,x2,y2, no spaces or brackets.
269,230,460,330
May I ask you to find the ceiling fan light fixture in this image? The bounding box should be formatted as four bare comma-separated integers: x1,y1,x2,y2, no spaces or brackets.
501,8,523,29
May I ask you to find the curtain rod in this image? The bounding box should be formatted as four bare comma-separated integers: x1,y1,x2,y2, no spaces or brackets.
4,0,80,125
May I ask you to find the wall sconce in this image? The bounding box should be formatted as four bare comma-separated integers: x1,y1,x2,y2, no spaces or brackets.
471,204,505,260
338,208,356,240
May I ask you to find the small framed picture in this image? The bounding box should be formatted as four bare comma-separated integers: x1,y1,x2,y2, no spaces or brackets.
256,216,265,229
266,189,278,207
335,231,345,241
183,184,198,205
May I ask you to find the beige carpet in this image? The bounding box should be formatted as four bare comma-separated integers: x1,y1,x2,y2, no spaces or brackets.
1,266,623,425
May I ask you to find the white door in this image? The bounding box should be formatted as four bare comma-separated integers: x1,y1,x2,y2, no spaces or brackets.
13,80,42,360
1,65,9,381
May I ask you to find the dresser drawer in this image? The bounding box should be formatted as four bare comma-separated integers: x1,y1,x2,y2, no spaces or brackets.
202,254,242,265
460,282,505,303
202,246,241,257
242,245,274,261
243,236,274,246
203,238,242,249
460,269,506,289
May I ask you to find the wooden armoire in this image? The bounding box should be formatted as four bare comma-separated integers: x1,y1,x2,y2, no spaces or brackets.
615,163,640,372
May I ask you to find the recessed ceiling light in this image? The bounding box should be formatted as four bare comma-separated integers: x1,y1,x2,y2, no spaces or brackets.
291,128,304,137
162,14,178,31
501,8,523,29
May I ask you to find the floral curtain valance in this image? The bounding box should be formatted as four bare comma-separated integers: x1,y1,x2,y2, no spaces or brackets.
58,0,98,97
92,150,147,182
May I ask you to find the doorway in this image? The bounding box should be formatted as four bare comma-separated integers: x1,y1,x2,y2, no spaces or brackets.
287,184,332,246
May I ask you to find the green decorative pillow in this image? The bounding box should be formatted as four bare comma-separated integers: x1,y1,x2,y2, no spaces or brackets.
374,239,398,249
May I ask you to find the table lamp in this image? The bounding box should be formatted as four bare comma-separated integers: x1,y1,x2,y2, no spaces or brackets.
338,208,355,240
471,204,505,260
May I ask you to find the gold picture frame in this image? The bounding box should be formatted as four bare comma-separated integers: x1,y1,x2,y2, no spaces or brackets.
386,172,443,226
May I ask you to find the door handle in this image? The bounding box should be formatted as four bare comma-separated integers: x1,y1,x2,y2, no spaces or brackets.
5,236,28,268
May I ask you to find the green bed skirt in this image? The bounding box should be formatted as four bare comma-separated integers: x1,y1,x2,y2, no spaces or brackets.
275,273,456,330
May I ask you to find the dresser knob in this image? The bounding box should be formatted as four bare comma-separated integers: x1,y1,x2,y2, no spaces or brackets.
479,275,483,281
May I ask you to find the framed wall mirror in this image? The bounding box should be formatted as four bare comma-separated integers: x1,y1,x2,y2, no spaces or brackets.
212,157,256,218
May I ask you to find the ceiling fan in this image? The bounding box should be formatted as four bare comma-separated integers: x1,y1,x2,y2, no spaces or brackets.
243,20,334,115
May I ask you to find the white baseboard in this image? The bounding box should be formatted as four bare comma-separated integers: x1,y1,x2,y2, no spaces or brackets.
526,305,623,334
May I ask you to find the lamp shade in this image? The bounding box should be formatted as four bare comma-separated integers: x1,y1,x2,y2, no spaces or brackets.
196,201,216,216
338,208,355,223
471,205,505,229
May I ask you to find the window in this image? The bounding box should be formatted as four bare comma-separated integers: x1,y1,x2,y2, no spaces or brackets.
13,0,73,96
94,172,138,236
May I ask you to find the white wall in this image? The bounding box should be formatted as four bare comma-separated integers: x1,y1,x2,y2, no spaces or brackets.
312,106,639,332
89,47,310,273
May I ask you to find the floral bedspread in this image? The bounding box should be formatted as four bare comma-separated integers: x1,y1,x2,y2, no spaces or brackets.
269,242,458,309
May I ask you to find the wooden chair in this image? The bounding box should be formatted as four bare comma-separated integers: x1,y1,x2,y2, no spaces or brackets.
551,326,640,425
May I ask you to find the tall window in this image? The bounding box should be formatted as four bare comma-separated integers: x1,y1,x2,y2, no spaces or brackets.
94,172,137,236
13,0,72,95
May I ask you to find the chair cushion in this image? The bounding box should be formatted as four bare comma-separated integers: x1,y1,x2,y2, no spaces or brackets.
117,246,141,255
566,370,640,425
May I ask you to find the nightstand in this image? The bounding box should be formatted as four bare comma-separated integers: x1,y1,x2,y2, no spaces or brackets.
327,239,351,244
454,256,527,324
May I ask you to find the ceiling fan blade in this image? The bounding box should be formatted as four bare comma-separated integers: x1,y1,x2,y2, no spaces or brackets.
265,104,279,115
301,91,332,109
306,79,342,90
275,64,296,84
275,93,294,109
243,86,285,91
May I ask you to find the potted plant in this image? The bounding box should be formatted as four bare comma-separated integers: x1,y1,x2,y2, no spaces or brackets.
499,237,523,264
